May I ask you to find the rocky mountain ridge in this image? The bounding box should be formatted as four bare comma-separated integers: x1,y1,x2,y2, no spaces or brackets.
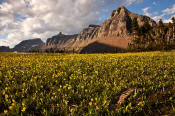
13,38,44,52
43,6,157,53
0,38,44,52
0,6,157,53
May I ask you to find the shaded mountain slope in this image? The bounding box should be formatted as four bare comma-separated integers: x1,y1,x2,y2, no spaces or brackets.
13,38,44,52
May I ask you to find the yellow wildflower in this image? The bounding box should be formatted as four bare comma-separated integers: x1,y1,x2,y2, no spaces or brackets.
81,86,84,89
4,110,8,114
68,86,71,90
22,107,26,112
89,102,92,106
9,106,13,110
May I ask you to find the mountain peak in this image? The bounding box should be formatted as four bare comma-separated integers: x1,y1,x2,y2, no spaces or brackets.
110,6,130,18
13,38,44,52
118,6,128,10
59,32,63,35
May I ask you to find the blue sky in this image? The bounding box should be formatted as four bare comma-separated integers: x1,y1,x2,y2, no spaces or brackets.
128,0,175,14
0,0,175,47
100,0,175,23
128,0,175,21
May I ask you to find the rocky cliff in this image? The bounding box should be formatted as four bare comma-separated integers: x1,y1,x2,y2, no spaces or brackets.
44,6,156,53
45,32,78,49
13,38,44,52
43,24,101,51
98,6,156,38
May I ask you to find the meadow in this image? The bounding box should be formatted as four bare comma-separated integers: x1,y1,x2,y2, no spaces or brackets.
0,51,175,115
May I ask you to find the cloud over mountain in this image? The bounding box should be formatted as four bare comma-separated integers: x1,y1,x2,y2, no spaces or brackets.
0,0,142,47
152,3,175,22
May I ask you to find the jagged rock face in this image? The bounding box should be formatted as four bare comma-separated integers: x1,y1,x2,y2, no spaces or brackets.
13,38,44,52
97,6,156,38
0,46,12,52
45,32,78,49
76,26,100,41
44,6,157,52
98,7,131,37
44,25,100,50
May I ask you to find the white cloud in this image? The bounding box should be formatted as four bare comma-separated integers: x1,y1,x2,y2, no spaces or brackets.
0,0,142,47
142,7,152,17
163,4,175,15
126,0,143,5
150,4,175,22
163,14,175,23
152,14,164,22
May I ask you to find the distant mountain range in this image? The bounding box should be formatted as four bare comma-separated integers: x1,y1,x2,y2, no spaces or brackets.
0,38,44,52
0,6,157,53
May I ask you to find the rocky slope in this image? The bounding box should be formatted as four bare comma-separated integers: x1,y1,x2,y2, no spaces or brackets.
44,32,78,50
97,6,156,38
42,24,101,51
43,6,156,53
12,38,44,52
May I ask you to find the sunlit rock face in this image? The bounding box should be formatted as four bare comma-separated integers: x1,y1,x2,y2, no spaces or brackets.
43,6,156,52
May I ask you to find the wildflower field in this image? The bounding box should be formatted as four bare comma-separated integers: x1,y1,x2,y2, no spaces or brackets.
0,51,175,115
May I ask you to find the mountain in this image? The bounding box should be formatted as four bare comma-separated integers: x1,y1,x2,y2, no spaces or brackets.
43,6,156,53
42,24,101,51
0,46,12,52
44,32,78,50
0,6,157,53
12,38,44,52
98,6,156,37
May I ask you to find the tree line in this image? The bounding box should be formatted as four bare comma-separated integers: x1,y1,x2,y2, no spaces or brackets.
29,48,80,53
128,17,175,52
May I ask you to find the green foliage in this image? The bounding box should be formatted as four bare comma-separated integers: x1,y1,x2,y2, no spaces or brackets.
172,17,175,24
129,18,175,52
131,17,139,33
0,52,175,115
139,21,152,35
158,19,164,28
129,20,155,51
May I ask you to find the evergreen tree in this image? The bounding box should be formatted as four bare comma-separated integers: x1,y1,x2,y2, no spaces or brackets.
157,19,169,50
156,20,164,43
167,22,173,44
131,17,139,33
131,17,140,49
172,17,175,40
130,19,154,51
139,21,153,49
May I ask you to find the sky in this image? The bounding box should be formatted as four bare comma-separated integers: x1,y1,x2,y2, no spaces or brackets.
0,0,175,48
